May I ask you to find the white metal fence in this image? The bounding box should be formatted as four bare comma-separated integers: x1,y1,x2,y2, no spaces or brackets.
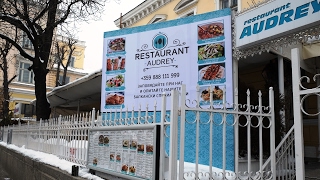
0,84,298,179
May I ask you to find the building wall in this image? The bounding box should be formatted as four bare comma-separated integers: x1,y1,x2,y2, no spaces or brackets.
0,37,87,117
131,0,217,27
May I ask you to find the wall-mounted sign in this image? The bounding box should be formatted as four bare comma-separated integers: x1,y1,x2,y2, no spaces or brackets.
101,9,233,111
235,0,320,48
87,125,160,180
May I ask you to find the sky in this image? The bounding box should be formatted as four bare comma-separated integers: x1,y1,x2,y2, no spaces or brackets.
78,0,145,73
0,141,234,180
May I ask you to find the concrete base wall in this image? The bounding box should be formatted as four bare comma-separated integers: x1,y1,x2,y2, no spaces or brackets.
0,145,85,180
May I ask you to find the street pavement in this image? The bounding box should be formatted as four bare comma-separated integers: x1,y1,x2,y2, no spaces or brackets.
0,162,11,180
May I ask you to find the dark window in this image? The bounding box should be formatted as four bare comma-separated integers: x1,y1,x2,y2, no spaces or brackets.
20,103,36,117
22,32,33,49
69,56,75,67
151,18,163,24
221,0,237,9
18,62,34,84
59,75,70,84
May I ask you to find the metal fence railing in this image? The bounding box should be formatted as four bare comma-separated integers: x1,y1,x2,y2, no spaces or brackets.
0,84,298,179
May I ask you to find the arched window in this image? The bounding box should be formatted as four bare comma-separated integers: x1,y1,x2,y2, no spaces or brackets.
148,14,167,24
174,0,198,14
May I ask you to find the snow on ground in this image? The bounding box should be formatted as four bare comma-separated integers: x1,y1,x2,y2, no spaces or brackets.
0,142,103,180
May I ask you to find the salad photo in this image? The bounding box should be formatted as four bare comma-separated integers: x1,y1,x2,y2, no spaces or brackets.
198,42,225,60
106,74,124,87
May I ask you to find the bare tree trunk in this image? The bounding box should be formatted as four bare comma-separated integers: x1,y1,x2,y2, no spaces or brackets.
55,62,61,87
2,53,10,120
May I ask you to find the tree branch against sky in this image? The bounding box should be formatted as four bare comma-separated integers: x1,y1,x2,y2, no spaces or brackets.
0,0,107,120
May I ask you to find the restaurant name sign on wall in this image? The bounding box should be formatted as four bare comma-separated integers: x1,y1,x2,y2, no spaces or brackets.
236,0,320,48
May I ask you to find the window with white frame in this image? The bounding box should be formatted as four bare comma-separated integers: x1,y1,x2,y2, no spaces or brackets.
179,7,196,18
69,56,75,67
18,61,34,84
22,32,33,49
148,14,167,24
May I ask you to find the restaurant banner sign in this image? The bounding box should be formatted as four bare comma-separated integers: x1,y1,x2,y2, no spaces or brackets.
236,0,320,48
101,9,233,112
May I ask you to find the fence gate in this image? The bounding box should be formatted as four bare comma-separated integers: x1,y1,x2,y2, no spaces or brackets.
168,84,276,180
291,48,320,180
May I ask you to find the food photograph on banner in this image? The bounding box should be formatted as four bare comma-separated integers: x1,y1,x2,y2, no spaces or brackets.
101,9,233,112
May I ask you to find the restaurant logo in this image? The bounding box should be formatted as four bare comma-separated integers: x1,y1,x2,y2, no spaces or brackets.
152,33,168,50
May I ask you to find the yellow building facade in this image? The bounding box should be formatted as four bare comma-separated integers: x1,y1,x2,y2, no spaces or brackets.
114,0,242,28
1,36,88,119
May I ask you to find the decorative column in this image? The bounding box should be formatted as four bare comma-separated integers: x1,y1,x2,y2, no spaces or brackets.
278,54,285,129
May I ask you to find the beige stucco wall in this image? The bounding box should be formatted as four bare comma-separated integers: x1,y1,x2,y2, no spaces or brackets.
131,0,217,27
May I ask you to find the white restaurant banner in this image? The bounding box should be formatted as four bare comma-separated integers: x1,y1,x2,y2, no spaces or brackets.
101,9,233,112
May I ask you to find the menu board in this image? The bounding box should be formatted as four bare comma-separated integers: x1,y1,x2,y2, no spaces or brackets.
101,9,233,111
87,125,160,180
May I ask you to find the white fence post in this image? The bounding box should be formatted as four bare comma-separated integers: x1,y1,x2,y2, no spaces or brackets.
57,115,61,157
91,108,96,128
169,90,179,180
159,93,167,180
26,121,29,149
38,119,42,151
269,87,276,180
291,47,305,179
179,85,186,180
234,88,239,178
